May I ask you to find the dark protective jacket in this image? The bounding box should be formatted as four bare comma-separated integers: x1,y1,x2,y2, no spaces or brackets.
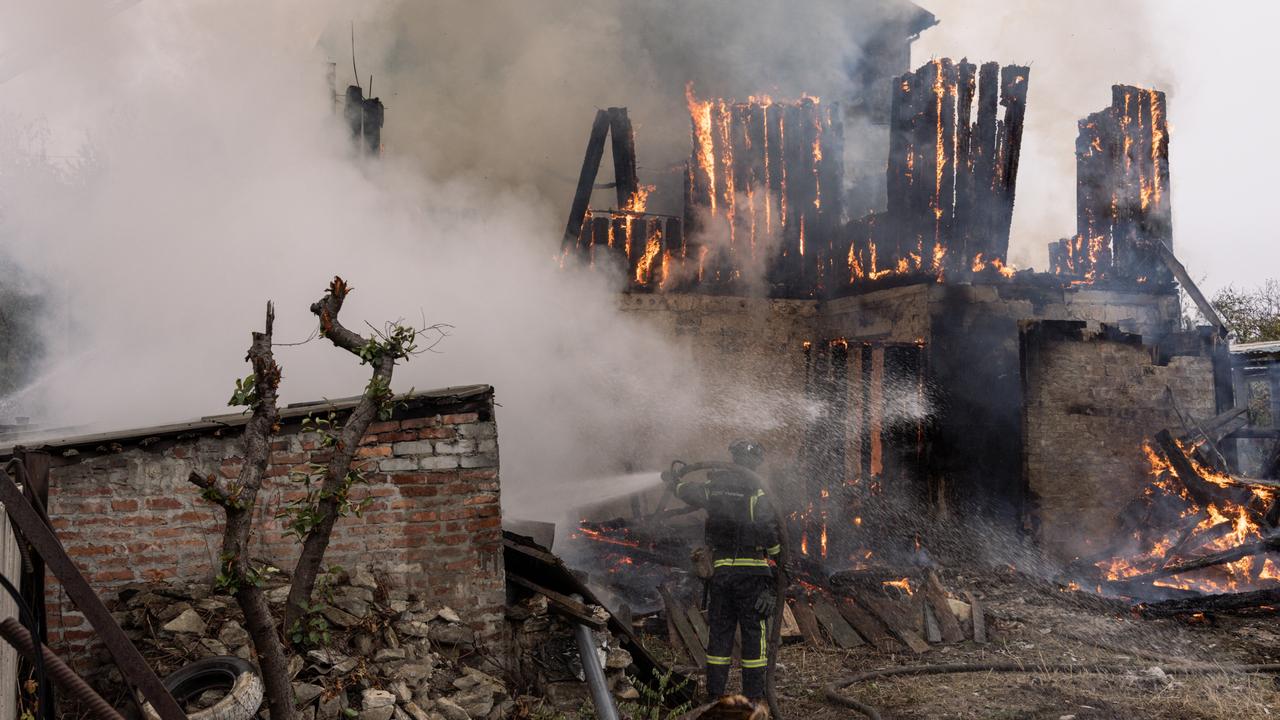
675,469,781,575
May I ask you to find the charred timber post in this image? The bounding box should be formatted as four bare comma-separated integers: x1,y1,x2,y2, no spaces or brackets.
993,65,1030,262
562,110,612,252
607,108,639,208
953,60,977,265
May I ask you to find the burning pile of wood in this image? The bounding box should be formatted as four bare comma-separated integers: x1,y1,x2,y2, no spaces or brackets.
568,511,987,660
1049,85,1173,284
657,566,987,665
848,59,1028,285
1070,411,1280,616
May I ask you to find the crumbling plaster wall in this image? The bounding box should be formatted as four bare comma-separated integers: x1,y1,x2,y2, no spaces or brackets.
1021,322,1215,562
29,389,505,653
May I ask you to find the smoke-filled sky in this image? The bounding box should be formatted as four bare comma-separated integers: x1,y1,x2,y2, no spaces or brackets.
0,0,1273,513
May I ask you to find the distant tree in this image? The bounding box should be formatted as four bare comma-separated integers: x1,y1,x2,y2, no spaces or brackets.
1212,280,1280,343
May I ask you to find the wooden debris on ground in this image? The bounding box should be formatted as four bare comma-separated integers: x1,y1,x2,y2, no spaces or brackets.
965,591,987,644
788,595,828,648
809,595,864,648
851,590,931,654
658,584,707,667
836,597,900,653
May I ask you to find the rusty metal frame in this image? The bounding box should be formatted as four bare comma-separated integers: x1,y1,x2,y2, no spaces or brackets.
0,460,186,720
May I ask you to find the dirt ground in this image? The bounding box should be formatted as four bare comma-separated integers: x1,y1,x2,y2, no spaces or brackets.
643,568,1280,720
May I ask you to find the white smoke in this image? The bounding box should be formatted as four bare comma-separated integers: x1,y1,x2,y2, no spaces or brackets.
0,0,904,516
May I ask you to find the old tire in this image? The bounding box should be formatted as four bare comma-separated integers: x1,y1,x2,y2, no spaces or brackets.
141,656,264,720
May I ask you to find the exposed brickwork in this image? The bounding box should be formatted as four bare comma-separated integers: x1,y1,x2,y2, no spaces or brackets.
1021,323,1215,562
30,388,503,657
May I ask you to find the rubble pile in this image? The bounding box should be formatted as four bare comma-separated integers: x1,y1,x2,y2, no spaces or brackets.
94,566,513,720
506,591,638,710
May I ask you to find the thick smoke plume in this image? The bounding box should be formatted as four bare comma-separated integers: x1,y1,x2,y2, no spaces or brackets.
0,0,901,516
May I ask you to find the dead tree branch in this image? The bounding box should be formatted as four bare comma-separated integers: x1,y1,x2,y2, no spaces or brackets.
284,277,412,634
190,302,296,720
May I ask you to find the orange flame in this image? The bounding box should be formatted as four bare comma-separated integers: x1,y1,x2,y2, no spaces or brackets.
686,83,716,214
882,578,913,596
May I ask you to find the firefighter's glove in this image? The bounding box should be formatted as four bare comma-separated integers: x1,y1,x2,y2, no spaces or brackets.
753,589,776,616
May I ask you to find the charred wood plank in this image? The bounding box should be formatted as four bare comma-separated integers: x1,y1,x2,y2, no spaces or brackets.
922,605,942,643
970,62,1000,260
836,596,898,652
1178,407,1249,446
563,110,611,250
852,591,930,654
954,60,977,265
965,591,987,644
1138,587,1280,617
810,595,864,648
1148,241,1225,334
658,585,706,667
508,575,607,631
686,605,710,648
789,595,827,648
925,570,964,643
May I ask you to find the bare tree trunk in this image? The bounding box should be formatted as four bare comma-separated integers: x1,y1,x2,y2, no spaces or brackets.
189,303,296,720
285,277,399,635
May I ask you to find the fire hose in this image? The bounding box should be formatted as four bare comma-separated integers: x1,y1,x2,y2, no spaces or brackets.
663,461,789,720
823,661,1280,720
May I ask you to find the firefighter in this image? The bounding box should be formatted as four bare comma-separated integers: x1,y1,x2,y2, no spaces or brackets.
664,440,782,705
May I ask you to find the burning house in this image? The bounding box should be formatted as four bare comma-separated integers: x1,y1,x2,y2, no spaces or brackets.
559,43,1278,631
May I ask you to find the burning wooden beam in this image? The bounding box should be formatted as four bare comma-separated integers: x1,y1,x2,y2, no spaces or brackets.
1138,586,1280,617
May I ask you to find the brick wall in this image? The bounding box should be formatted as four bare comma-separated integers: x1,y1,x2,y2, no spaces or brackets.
1021,322,1215,562
22,386,504,655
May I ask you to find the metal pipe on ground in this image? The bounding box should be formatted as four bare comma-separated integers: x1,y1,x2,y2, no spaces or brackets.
0,617,126,720
572,614,620,720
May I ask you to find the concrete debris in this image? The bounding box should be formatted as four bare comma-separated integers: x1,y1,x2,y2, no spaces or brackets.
97,576,507,720
162,608,207,635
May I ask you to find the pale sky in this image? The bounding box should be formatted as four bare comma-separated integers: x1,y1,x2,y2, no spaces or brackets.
915,0,1277,294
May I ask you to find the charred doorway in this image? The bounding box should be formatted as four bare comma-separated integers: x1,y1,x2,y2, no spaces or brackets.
794,339,928,568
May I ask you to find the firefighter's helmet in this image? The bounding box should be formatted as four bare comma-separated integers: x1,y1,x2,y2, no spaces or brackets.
728,439,765,469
